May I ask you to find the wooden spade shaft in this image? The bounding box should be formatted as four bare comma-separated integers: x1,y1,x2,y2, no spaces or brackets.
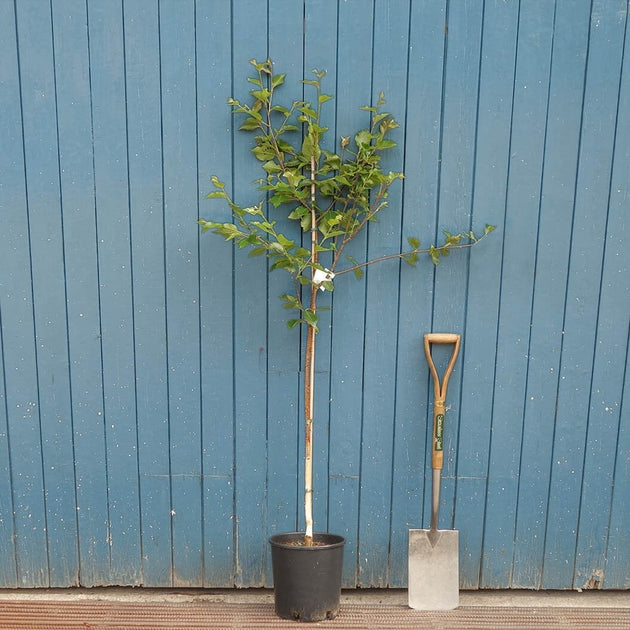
424,333,461,532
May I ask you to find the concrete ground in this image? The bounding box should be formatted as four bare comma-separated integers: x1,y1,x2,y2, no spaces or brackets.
1,586,628,606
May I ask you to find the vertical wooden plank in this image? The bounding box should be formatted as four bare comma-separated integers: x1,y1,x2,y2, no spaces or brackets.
229,0,269,588
512,0,591,589
88,0,142,585
264,0,304,587
51,0,111,588
0,0,22,587
571,0,628,591
455,0,517,590
50,0,105,587
607,336,630,589
124,0,171,586
196,0,237,588
327,0,374,587
160,0,202,586
389,0,447,589
430,0,483,550
0,329,16,587
357,0,409,587
30,6,79,582
542,0,620,590
12,0,71,588
602,8,630,589
481,0,555,588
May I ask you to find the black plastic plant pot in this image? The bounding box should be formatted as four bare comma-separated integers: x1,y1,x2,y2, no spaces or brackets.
269,532,346,622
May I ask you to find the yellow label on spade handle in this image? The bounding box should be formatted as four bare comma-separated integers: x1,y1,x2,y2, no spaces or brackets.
432,401,445,469
435,413,444,451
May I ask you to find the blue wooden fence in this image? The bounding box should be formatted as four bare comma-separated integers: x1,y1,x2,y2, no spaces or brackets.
0,0,628,590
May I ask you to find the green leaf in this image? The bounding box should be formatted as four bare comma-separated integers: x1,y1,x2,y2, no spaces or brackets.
239,118,261,131
270,190,297,208
276,233,295,249
299,104,318,119
219,223,244,241
379,118,399,132
315,243,335,253
278,124,299,134
301,132,320,161
250,89,271,102
262,160,282,174
288,207,308,220
270,258,295,272
206,190,227,199
323,151,341,170
283,170,303,187
272,105,291,116
310,123,328,135
272,73,286,88
376,139,397,150
300,213,311,231
281,294,300,308
355,130,372,147
429,245,440,265
318,179,338,197
303,310,319,330
252,220,276,235
276,138,295,153
407,236,420,249
252,145,276,161
443,231,462,246
403,252,419,266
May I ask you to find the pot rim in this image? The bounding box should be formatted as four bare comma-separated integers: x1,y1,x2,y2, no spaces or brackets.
269,531,346,550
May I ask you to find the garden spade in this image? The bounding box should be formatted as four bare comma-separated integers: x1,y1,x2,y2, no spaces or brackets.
408,333,461,610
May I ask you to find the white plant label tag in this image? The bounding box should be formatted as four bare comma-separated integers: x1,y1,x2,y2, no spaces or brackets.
312,268,335,290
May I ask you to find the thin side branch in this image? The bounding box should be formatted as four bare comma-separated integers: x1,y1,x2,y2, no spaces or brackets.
334,235,492,276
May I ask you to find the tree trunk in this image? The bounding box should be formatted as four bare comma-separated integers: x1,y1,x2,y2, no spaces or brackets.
303,156,318,546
